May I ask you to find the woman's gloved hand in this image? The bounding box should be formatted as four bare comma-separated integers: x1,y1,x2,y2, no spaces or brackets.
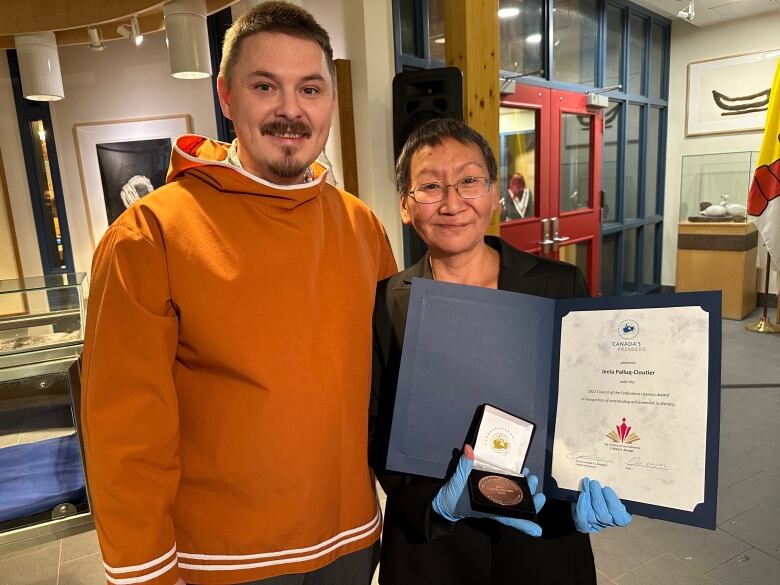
572,476,632,533
431,445,546,536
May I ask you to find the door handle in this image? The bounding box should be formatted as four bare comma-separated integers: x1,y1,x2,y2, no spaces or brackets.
550,217,570,252
539,219,553,254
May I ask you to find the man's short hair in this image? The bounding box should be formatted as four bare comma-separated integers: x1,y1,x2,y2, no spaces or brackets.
395,119,498,195
219,1,335,86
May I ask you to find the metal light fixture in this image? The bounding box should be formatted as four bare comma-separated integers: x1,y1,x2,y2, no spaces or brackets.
677,0,695,22
164,0,212,79
498,7,521,18
117,15,143,46
14,32,65,101
87,26,106,51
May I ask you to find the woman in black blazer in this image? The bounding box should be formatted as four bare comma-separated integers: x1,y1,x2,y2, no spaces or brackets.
370,119,629,585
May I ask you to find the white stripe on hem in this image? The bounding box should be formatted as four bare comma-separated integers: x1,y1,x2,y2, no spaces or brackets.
103,545,177,574
105,557,178,585
178,509,381,561
178,512,381,572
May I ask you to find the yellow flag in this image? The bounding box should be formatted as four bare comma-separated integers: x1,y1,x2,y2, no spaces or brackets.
748,57,780,270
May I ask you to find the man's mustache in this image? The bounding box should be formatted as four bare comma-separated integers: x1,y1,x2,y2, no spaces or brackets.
261,120,312,137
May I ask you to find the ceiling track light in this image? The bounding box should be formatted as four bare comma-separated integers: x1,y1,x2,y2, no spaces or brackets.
498,7,521,18
677,0,695,21
87,26,106,51
117,15,143,46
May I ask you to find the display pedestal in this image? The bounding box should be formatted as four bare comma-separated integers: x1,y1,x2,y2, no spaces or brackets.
675,221,757,320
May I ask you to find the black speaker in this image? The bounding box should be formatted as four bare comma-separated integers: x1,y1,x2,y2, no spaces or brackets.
392,67,464,267
392,67,464,160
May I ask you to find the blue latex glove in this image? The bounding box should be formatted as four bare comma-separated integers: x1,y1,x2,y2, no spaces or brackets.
572,477,632,533
432,445,546,536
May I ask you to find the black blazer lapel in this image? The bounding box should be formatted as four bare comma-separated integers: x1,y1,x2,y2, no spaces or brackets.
491,236,551,296
389,254,431,341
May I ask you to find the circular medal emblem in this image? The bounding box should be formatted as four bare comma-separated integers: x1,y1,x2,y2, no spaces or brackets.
477,475,524,506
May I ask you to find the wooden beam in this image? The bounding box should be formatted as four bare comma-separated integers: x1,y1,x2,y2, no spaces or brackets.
444,0,501,235
0,1,164,36
335,59,359,197
0,0,236,48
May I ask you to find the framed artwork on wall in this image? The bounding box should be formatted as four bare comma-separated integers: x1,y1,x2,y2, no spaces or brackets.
73,114,191,247
686,49,780,137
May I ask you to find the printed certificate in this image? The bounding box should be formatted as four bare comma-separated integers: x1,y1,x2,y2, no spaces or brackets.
551,307,709,512
386,278,721,529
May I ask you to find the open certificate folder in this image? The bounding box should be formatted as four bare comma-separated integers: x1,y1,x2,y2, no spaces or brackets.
386,278,721,529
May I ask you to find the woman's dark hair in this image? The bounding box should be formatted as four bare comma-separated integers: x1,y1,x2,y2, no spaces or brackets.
395,118,497,194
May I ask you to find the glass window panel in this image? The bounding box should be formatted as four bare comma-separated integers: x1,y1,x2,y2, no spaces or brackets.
628,14,646,95
642,224,656,288
29,120,66,270
625,104,642,220
499,0,544,77
622,228,638,293
650,23,665,99
602,101,620,223
560,113,591,212
558,241,589,283
552,0,598,86
600,233,617,296
428,0,445,62
399,0,421,57
499,107,538,221
645,107,660,217
606,5,623,89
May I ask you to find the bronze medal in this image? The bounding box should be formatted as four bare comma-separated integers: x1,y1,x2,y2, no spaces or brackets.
477,475,523,506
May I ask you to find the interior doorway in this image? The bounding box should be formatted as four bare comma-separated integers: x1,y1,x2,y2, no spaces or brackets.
499,83,603,295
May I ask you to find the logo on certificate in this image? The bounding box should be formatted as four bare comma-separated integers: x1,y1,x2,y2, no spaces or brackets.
606,417,640,444
618,319,639,339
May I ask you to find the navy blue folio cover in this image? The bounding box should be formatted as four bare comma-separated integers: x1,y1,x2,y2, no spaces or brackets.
386,278,721,529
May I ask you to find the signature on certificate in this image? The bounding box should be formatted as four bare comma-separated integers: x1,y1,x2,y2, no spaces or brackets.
626,456,668,470
567,451,612,466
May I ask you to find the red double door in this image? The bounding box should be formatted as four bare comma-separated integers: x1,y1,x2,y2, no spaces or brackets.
498,83,603,296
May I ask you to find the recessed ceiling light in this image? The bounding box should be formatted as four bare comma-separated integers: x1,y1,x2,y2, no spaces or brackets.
497,8,521,18
526,33,542,43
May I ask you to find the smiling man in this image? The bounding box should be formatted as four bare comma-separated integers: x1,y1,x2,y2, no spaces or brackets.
81,3,396,585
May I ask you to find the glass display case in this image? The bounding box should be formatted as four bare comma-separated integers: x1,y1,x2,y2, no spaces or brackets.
0,273,92,553
679,151,759,222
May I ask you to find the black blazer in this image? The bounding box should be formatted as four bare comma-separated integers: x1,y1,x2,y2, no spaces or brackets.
370,236,595,585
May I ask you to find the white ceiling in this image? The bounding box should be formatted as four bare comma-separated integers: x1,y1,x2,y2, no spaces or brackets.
633,0,780,27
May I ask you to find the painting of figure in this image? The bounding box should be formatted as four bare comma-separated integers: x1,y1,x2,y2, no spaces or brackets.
95,138,172,225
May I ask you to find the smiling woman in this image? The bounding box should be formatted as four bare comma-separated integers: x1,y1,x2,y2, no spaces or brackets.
369,118,634,585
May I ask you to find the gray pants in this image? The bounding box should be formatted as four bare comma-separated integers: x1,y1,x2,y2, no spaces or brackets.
240,542,380,585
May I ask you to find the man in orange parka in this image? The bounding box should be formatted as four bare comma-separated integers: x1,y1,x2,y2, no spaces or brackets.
81,3,396,585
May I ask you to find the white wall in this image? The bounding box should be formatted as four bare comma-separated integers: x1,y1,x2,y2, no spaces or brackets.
50,31,217,277
0,56,43,280
1,31,217,281
263,0,402,263
321,0,400,264
663,13,780,294
2,0,401,279
0,154,22,295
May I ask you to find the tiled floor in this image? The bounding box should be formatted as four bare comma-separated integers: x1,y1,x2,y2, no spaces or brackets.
2,309,779,585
